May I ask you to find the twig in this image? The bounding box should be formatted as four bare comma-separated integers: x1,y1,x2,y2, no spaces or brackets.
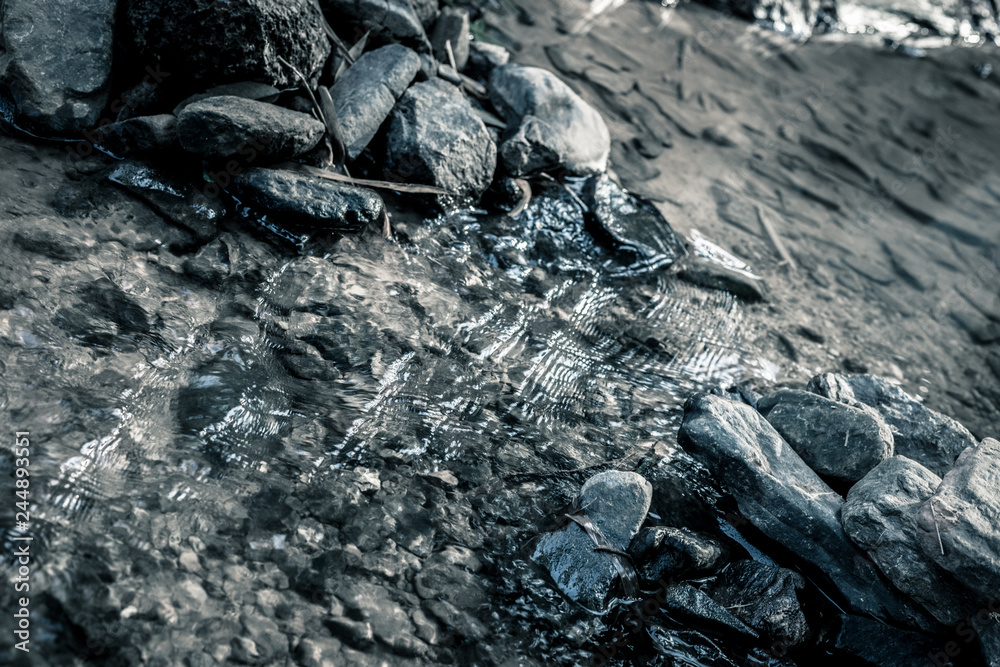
277,56,325,126
755,203,797,273
930,500,945,556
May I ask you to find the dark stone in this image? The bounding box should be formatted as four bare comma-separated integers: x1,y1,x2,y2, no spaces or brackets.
466,43,510,80
230,168,384,234
916,438,1000,602
125,0,330,90
410,0,440,28
531,471,651,612
581,175,687,271
707,560,811,649
320,0,431,52
96,115,179,158
830,614,941,666
12,228,90,261
108,162,223,241
843,456,973,625
330,45,420,160
630,526,725,582
336,582,427,656
173,82,282,116
677,393,937,630
489,65,610,176
0,0,115,133
326,616,375,649
422,599,487,641
660,584,758,642
431,7,470,71
758,389,893,483
414,563,487,610
176,96,324,161
384,79,496,200
808,373,978,475
677,254,767,302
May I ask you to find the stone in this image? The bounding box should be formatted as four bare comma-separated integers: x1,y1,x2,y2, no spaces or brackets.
808,373,977,476
296,636,343,667
916,438,1000,602
843,456,973,625
176,96,324,161
173,81,282,116
629,526,725,583
707,560,810,650
336,582,427,656
581,175,687,271
677,393,936,630
0,0,116,133
410,0,440,28
466,43,510,80
414,563,487,610
320,0,431,52
489,65,611,176
431,7,471,71
330,45,420,160
831,614,941,666
976,613,1000,667
108,162,223,241
96,115,179,158
384,79,496,200
125,0,329,90
758,389,894,483
422,599,487,641
531,471,651,612
660,584,758,642
677,254,767,302
230,168,384,234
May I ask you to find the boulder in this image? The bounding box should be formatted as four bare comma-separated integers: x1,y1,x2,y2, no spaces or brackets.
173,81,281,116
125,0,329,90
230,168,383,234
842,456,973,625
0,0,116,133
707,560,811,650
677,393,937,630
430,7,470,71
531,471,651,612
758,389,893,483
808,373,976,476
320,0,430,52
330,45,420,160
916,438,1000,602
176,96,325,161
489,65,610,176
629,526,725,583
384,79,496,200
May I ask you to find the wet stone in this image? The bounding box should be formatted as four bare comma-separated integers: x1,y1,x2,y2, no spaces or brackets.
660,584,758,642
831,614,940,666
630,526,726,583
108,162,223,241
176,96,324,161
758,389,894,484
173,81,282,116
422,599,488,641
414,563,488,610
531,471,652,612
336,582,427,656
96,114,179,158
677,254,767,302
321,0,431,52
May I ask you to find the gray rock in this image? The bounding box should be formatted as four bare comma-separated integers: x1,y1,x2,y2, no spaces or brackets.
467,42,510,80
410,0,440,28
230,168,384,234
176,96,324,161
660,584,758,641
831,613,941,666
125,0,329,89
296,636,343,667
336,582,427,657
489,65,610,176
384,79,496,200
414,563,487,610
759,389,894,483
976,613,1000,667
431,7,471,71
330,45,421,160
96,115,179,158
843,456,974,625
677,393,936,630
531,471,651,612
108,162,223,241
630,526,725,583
173,81,282,116
808,373,977,476
0,0,116,133
321,0,431,52
422,599,487,641
677,254,767,302
707,560,811,650
916,438,1000,602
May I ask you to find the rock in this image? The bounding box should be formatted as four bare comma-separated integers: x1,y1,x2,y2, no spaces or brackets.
807,373,977,476
422,599,487,641
384,79,496,200
414,563,487,610
677,254,767,302
330,45,421,160
410,0,440,28
660,584,758,642
758,389,894,483
489,65,611,176
420,470,459,489
125,0,329,90
976,613,1000,667
629,526,725,583
173,81,282,116
842,456,973,625
96,115,179,158
531,471,651,612
0,0,116,133
320,0,431,52
230,168,384,234
581,175,687,271
830,614,941,666
467,43,510,80
916,438,1000,601
176,96,324,161
336,582,427,656
677,393,936,630
108,162,223,241
267,257,338,313
296,636,343,667
431,7,471,71
707,560,811,650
